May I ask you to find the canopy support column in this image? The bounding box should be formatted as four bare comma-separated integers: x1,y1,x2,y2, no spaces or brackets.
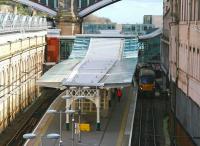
96,89,101,131
108,89,111,108
65,98,71,131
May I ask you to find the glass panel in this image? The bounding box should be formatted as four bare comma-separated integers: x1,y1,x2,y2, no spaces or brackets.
60,39,74,60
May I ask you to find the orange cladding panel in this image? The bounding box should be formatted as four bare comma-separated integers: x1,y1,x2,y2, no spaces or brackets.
47,37,59,63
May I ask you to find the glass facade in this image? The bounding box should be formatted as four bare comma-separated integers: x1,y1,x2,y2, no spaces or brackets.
122,24,155,35
123,38,138,58
39,0,57,8
69,37,90,59
48,0,55,9
40,0,46,5
138,35,161,63
81,0,88,8
143,15,152,24
60,39,74,61
83,23,116,34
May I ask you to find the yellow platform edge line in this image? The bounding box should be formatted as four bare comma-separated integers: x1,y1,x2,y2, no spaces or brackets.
116,87,133,146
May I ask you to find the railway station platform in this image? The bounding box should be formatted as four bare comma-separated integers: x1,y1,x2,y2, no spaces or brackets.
24,86,137,146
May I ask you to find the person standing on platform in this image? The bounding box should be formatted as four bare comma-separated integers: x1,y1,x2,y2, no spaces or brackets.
116,88,122,102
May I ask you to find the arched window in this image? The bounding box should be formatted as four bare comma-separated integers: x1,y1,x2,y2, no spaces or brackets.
0,71,4,97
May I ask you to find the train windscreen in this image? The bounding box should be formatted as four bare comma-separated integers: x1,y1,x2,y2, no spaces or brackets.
140,76,154,84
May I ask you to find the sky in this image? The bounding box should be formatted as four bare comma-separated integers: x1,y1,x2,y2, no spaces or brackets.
93,0,163,24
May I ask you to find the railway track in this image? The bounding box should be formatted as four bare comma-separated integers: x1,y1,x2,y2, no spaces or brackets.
131,96,160,146
6,88,61,146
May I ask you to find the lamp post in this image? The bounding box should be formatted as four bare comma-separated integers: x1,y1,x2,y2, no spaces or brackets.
47,109,75,146
23,133,36,139
61,95,73,135
23,133,60,146
62,87,76,139
77,95,86,143
61,94,75,146
61,86,89,144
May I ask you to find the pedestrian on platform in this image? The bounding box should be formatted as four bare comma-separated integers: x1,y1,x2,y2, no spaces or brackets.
116,88,122,102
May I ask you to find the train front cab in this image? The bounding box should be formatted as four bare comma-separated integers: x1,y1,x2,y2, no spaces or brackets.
138,68,155,97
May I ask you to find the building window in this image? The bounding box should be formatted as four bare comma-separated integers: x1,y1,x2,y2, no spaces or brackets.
190,0,193,20
185,0,187,21
194,0,196,21
198,0,200,20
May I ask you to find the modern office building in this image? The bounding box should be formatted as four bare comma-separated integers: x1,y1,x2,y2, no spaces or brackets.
143,15,163,28
83,23,156,35
122,24,155,35
83,23,116,34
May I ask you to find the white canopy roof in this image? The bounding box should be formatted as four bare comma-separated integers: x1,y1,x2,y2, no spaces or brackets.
37,36,137,89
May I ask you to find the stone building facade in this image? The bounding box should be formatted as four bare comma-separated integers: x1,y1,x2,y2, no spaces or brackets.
0,32,46,133
165,0,200,145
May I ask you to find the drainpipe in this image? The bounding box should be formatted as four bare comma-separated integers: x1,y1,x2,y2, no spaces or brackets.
170,0,180,145
79,18,83,34
186,0,191,97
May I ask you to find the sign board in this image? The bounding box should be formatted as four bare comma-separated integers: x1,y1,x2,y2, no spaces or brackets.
79,123,91,132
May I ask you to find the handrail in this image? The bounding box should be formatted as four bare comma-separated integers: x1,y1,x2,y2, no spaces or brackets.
0,13,47,34
78,0,121,18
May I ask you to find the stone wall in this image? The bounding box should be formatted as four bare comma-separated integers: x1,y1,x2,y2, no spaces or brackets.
0,34,46,133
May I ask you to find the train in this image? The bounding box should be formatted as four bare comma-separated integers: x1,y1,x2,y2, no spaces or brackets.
137,68,156,97
134,63,152,82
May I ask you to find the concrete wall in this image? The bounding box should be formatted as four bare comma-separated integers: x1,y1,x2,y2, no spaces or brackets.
174,22,200,107
143,15,163,28
169,24,178,82
0,34,46,133
176,87,200,145
168,0,200,145
152,15,163,28
170,82,200,146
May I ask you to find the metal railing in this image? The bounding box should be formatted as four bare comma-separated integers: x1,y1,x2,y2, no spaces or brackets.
78,0,120,18
0,13,47,34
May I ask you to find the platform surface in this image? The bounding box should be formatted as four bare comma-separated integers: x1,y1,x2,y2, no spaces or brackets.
24,86,137,146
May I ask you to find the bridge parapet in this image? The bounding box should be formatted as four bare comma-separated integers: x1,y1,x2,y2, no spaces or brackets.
14,0,57,16
0,13,47,34
12,0,120,35
78,0,108,10
78,0,121,18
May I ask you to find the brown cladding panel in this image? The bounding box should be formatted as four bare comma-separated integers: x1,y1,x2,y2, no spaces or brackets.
169,113,196,146
176,122,196,146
